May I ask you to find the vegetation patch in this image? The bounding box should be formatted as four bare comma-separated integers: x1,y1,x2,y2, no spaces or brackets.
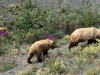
17,69,36,75
0,60,17,73
0,0,100,75
37,58,65,75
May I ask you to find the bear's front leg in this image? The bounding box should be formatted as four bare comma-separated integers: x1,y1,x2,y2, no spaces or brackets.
43,51,49,60
69,42,78,49
43,51,48,55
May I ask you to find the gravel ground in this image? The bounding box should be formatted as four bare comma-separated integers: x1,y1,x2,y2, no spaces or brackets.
0,44,69,75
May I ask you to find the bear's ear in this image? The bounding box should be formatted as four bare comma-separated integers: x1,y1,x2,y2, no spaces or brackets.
52,41,55,44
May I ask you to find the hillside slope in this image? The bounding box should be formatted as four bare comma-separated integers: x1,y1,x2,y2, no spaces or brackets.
0,44,68,75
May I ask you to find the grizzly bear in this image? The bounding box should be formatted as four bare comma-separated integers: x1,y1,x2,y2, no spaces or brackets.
27,39,55,64
0,27,7,31
69,27,100,49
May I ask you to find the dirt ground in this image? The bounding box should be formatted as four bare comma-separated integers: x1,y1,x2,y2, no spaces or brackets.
0,43,68,75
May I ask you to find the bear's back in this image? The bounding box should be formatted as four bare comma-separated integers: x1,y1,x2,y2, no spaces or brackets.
70,27,97,41
31,39,51,50
71,27,96,36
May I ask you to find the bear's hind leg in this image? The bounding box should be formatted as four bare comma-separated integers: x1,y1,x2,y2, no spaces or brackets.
27,53,34,64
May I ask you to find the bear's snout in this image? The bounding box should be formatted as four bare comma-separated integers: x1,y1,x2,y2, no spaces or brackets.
51,45,55,49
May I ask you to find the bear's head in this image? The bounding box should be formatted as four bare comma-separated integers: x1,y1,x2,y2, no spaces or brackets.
46,39,55,49
96,29,100,39
50,41,55,49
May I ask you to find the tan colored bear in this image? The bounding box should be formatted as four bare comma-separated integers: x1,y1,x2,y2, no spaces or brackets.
69,27,100,49
27,39,55,64
0,27,7,31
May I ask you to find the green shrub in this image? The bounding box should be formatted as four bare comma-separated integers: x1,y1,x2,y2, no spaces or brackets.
0,36,12,55
86,67,100,75
17,69,36,75
40,58,65,75
0,60,17,73
8,4,22,15
56,35,70,47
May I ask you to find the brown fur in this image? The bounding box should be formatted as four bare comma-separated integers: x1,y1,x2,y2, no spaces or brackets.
69,27,100,49
27,39,55,64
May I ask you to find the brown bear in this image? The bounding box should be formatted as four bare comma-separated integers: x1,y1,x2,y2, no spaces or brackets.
0,27,7,31
69,27,100,49
27,39,55,64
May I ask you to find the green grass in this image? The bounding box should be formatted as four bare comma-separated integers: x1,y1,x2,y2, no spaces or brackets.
0,61,17,73
17,69,36,75
38,58,66,75
86,67,100,75
55,35,70,47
